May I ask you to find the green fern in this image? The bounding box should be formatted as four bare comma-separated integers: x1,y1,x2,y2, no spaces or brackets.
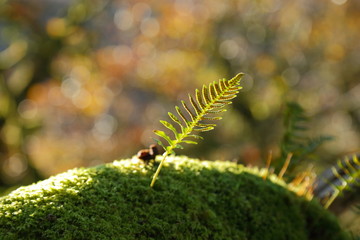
322,155,360,208
277,102,333,173
151,73,244,187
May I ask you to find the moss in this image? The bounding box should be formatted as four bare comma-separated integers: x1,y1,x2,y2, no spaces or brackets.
0,156,350,240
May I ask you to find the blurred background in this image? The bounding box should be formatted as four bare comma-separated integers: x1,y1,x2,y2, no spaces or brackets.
0,0,359,233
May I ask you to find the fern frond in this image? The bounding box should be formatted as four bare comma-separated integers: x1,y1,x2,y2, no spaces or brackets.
150,73,244,187
277,102,333,174
314,154,360,208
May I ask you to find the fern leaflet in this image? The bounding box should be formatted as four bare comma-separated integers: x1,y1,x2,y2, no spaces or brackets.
151,73,244,187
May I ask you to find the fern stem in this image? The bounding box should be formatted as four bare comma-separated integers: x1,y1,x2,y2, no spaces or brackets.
151,135,184,187
150,151,170,187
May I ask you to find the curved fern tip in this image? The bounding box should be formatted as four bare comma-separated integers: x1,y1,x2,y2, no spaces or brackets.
232,72,244,81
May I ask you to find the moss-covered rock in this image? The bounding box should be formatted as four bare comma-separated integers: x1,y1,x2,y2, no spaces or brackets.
0,156,349,240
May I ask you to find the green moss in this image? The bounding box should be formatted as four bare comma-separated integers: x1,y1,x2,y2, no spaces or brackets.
0,156,350,240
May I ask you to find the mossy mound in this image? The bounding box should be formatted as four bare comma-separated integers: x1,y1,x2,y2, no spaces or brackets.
0,156,349,240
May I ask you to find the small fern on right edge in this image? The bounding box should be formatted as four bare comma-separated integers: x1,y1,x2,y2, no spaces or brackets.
151,73,243,187
320,154,360,209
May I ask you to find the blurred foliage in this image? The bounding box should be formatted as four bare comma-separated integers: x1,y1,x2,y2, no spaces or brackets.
276,102,333,173
0,0,359,233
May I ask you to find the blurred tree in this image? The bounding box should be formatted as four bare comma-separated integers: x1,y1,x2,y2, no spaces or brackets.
0,0,108,189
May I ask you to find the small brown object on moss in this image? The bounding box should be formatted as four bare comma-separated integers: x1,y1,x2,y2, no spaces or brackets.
136,144,159,164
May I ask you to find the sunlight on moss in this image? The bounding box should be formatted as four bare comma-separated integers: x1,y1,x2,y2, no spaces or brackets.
0,156,349,239
5,168,94,203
